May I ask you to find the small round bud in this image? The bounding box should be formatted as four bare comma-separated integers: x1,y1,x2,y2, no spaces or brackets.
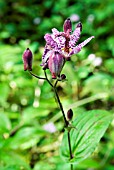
22,48,33,71
66,57,71,61
67,109,73,121
61,74,66,80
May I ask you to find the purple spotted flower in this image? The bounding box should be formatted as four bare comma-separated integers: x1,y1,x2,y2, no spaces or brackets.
41,18,94,79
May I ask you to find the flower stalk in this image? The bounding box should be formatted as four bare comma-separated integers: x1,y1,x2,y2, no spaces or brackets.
29,70,73,170
44,71,73,170
23,17,94,170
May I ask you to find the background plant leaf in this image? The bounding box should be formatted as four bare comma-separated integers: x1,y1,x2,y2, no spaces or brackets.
60,110,112,164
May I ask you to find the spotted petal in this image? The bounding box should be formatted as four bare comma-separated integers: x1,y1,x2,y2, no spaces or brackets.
69,22,82,47
41,47,53,69
44,34,57,49
69,36,95,56
52,28,60,36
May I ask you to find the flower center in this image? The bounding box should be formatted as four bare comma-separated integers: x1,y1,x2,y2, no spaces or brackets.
64,36,70,53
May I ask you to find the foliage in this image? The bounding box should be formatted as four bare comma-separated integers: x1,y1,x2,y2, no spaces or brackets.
0,0,114,170
60,110,112,164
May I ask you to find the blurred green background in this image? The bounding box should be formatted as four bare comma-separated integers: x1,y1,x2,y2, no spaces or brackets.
0,0,114,170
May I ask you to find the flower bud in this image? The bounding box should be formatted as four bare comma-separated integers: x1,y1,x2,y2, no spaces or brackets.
48,51,65,79
67,109,73,121
63,18,72,34
22,48,33,71
76,22,82,32
61,74,66,80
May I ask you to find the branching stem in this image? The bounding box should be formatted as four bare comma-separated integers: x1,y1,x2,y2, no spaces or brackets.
30,70,73,170
44,70,53,87
44,71,73,170
29,71,46,80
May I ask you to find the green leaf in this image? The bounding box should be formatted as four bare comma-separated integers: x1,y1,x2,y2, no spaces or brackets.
107,36,114,56
22,106,51,124
82,73,113,96
33,162,54,170
0,150,31,170
104,58,114,74
0,83,10,107
0,112,11,133
60,110,112,164
77,66,90,79
8,127,46,150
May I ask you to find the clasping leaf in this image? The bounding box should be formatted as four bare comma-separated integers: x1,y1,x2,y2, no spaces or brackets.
60,110,112,164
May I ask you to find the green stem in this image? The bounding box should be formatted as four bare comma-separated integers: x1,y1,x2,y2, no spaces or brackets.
71,164,73,170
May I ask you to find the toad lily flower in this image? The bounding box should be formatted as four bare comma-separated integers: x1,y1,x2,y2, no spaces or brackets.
41,18,94,79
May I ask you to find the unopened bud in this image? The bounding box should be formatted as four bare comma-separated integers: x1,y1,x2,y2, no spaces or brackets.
63,18,72,34
61,74,66,80
67,109,73,121
48,51,65,79
66,57,71,61
22,48,33,71
76,22,82,31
